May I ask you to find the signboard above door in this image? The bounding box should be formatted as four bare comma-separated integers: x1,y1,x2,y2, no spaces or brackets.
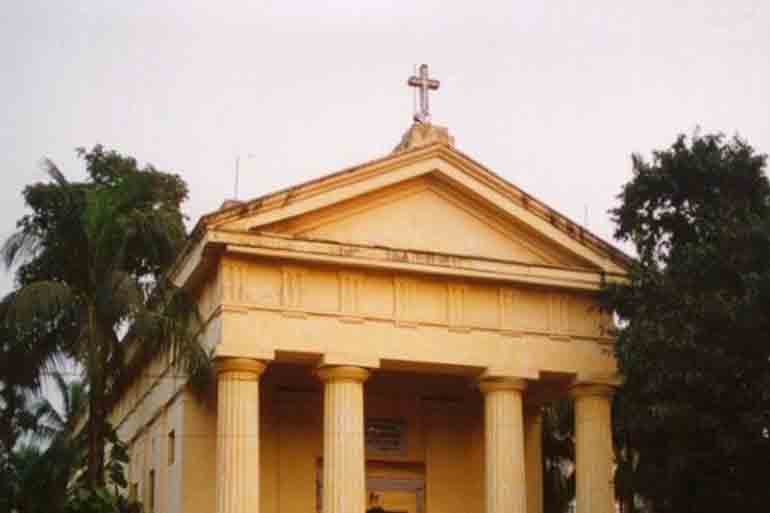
365,418,407,457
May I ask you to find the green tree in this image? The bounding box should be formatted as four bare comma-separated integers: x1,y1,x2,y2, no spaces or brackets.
541,400,575,513
2,145,210,489
0,374,138,513
2,375,86,513
601,133,770,512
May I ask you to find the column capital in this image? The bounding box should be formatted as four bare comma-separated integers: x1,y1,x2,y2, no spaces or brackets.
316,365,370,384
478,377,528,394
215,357,267,378
568,383,616,399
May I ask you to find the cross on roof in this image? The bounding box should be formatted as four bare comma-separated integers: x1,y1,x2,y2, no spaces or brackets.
408,64,440,124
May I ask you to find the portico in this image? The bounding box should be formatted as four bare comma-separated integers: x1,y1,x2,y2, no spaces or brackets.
210,358,616,513
113,72,628,513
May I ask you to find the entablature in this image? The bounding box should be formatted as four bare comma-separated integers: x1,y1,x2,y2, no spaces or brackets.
212,249,615,346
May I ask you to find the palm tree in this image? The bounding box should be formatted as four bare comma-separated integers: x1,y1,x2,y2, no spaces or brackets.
2,146,210,488
1,374,87,513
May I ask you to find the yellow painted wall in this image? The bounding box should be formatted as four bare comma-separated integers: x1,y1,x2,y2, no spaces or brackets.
267,366,484,513
125,393,182,513
182,392,217,513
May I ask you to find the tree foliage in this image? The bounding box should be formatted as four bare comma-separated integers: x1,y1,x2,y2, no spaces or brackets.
0,377,140,513
541,400,575,513
0,297,67,454
601,133,770,512
2,145,210,489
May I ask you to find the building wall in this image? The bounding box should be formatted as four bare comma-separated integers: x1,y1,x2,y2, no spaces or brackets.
126,392,183,513
182,391,217,513
267,367,486,513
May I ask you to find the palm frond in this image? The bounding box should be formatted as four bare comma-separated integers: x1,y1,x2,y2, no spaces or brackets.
31,395,64,430
1,231,40,270
50,372,71,422
27,399,63,444
0,293,70,395
127,281,212,393
40,158,68,186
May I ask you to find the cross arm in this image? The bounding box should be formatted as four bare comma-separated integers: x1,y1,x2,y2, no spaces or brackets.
407,78,440,90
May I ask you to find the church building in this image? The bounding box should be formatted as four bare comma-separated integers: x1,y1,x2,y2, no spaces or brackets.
111,66,628,513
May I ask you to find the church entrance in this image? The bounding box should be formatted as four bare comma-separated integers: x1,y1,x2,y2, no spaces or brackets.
365,462,425,513
316,461,425,513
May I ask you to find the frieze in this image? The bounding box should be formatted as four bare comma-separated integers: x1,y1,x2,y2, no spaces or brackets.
218,256,609,339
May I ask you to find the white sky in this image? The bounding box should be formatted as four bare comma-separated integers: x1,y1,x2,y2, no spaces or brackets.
1,0,769,300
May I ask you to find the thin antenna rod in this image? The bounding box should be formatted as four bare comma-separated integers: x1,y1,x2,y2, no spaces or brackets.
234,156,240,200
584,204,589,228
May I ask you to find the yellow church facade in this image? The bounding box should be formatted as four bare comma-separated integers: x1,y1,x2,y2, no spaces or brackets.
110,122,628,513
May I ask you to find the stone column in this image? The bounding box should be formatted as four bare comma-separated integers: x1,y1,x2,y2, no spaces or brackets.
317,366,370,513
524,407,544,513
570,384,616,513
215,357,267,513
479,378,528,513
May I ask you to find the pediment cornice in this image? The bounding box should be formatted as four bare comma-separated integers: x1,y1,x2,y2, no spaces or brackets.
211,230,623,292
172,143,631,287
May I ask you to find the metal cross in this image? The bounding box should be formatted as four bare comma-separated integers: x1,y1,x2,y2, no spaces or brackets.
408,64,440,124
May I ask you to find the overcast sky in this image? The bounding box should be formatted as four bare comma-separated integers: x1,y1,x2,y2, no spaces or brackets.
2,0,769,298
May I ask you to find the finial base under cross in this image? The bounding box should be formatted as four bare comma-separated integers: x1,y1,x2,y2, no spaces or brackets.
392,122,455,154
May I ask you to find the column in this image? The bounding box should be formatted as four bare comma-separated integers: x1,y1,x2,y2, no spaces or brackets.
479,378,528,513
317,365,370,513
570,384,616,513
215,357,267,513
524,407,543,513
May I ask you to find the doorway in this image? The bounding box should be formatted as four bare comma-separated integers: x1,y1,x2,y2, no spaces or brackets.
366,462,425,513
366,477,424,513
316,461,425,513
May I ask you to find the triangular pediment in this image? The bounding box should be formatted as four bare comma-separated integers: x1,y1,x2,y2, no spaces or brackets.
202,144,629,274
263,176,582,267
